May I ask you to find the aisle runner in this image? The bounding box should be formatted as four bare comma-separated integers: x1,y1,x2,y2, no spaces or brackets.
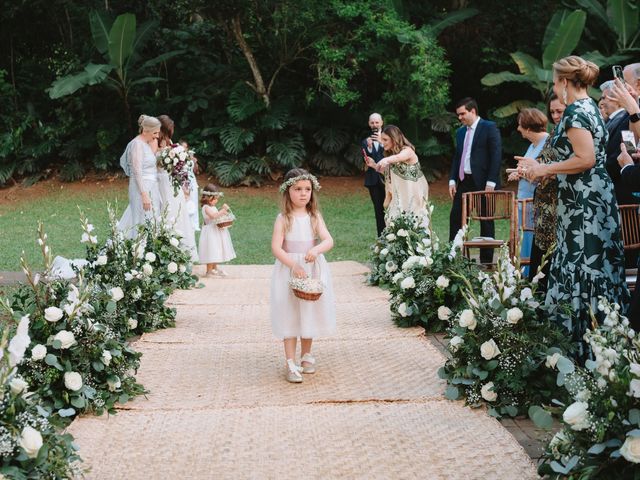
68,262,538,479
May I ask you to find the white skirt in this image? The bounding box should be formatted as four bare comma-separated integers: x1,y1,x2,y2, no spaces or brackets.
270,253,336,339
198,223,236,263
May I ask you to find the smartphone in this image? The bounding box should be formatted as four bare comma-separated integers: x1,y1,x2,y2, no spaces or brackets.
613,65,624,81
622,130,638,154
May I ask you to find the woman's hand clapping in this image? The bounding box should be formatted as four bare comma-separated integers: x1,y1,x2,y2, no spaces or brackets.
515,155,546,181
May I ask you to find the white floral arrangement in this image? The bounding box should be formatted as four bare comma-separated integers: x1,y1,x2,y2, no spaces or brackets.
534,297,640,478
278,173,321,194
288,277,324,294
439,244,573,417
157,143,195,194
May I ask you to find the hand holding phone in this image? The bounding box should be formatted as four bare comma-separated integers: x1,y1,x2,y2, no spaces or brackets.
613,65,624,81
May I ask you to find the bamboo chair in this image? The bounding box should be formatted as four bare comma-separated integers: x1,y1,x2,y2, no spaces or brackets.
619,204,640,292
461,190,517,267
517,198,535,266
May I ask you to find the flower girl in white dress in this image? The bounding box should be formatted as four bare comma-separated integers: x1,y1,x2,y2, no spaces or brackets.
198,184,236,277
270,168,336,383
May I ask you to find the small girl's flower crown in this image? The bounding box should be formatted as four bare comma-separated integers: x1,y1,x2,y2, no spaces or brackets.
202,190,224,198
278,174,321,194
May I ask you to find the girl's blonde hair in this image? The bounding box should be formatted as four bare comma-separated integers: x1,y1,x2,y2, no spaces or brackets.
138,114,161,134
382,125,415,156
280,168,320,236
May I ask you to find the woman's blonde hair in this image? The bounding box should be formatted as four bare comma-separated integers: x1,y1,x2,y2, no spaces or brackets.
137,114,161,134
382,125,415,156
280,168,320,235
553,55,599,89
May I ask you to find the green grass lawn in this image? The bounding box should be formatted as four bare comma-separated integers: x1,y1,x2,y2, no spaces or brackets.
0,179,510,271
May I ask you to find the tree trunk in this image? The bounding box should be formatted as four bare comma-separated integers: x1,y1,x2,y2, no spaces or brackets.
230,15,270,107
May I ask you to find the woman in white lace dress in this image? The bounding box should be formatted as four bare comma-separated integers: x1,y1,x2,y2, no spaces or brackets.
117,115,162,239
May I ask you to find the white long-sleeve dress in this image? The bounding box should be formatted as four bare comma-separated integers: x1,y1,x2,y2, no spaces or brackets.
117,138,162,239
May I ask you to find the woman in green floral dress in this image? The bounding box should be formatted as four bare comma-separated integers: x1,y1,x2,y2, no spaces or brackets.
518,56,628,359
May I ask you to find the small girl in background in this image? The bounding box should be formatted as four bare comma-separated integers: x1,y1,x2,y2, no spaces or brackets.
271,168,336,383
179,139,200,233
198,183,236,277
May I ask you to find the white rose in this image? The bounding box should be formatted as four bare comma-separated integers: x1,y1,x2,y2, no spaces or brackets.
437,306,452,321
380,248,389,257
386,233,396,241
18,426,43,459
31,344,47,361
630,363,640,377
167,262,178,274
422,238,431,246
397,303,410,317
44,306,63,322
545,352,561,369
145,252,156,263
392,272,403,283
563,401,590,431
629,379,640,398
95,255,108,266
425,256,434,267
102,350,112,366
506,307,523,324
620,436,640,463
170,237,180,247
397,229,408,237
481,382,498,402
385,261,397,273
54,330,76,349
179,265,186,273
400,277,415,290
459,309,477,330
64,371,83,391
109,287,124,302
449,336,464,352
480,339,501,360
124,272,134,281
142,263,153,276
128,318,138,330
107,376,121,392
520,288,533,301
9,377,28,395
436,275,450,289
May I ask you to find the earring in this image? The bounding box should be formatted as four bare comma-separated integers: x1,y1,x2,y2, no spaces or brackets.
562,87,568,105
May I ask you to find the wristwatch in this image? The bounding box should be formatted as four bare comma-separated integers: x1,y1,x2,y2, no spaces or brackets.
630,112,640,123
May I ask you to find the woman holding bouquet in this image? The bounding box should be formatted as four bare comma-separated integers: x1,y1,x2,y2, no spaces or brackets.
117,115,163,239
155,115,198,261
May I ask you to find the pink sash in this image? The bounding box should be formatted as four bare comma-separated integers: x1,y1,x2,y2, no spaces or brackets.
283,240,317,254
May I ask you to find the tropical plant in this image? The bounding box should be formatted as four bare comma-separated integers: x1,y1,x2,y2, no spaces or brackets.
573,0,640,56
47,11,183,133
481,9,588,117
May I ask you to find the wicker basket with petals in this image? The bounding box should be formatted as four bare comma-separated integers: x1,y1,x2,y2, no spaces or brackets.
215,210,236,229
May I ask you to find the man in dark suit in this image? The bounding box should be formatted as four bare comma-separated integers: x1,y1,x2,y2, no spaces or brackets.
602,80,635,205
362,113,386,236
449,98,502,264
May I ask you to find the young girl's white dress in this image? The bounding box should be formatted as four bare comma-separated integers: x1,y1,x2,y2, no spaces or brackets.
198,206,236,263
270,214,336,339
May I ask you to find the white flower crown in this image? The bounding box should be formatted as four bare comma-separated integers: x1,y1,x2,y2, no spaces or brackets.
278,174,321,194
202,190,224,197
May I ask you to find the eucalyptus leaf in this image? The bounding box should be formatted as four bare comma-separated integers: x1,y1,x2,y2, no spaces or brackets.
528,406,553,429
556,356,575,374
58,408,76,418
444,385,460,400
70,396,85,409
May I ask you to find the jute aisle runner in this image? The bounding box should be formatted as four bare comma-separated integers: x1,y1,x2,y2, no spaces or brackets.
67,262,538,479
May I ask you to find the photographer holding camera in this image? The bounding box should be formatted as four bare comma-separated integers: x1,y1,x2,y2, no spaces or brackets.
362,113,386,236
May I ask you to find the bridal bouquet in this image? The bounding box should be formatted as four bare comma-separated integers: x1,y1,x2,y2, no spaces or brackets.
157,144,195,194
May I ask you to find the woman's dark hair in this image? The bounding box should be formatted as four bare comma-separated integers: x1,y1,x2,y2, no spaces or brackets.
158,115,175,147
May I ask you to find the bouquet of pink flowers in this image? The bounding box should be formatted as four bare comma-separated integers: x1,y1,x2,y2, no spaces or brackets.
157,144,195,194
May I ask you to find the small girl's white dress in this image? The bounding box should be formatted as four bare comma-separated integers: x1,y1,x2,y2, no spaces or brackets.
270,214,336,339
198,206,236,263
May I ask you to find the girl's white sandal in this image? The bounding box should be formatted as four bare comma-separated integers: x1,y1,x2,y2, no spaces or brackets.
301,353,316,374
286,359,303,383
